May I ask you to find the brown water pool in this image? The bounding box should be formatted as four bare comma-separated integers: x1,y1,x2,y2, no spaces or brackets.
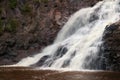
0,67,120,80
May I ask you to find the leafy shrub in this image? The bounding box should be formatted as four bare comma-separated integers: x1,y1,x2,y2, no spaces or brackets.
0,19,3,33
21,4,31,13
9,0,17,9
5,19,18,32
41,0,48,3
0,8,2,15
34,0,41,3
34,0,49,3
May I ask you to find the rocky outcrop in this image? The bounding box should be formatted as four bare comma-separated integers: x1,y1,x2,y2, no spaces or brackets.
102,21,120,71
0,0,101,65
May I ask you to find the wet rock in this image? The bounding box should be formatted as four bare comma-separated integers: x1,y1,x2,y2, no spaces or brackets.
55,46,68,58
54,10,62,25
89,14,99,22
33,55,50,67
105,24,119,34
6,39,16,47
102,21,120,71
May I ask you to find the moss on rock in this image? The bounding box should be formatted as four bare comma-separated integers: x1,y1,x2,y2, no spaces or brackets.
9,0,17,9
0,19,3,34
5,19,18,32
34,0,49,3
21,4,31,13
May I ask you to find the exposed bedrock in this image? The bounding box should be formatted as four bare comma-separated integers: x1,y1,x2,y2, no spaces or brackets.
101,21,120,71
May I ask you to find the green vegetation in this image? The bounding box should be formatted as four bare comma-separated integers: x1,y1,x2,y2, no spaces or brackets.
34,0,41,3
34,0,49,3
0,18,18,34
0,8,2,15
42,0,49,3
0,19,3,34
9,0,17,9
21,4,31,13
5,19,18,32
0,19,2,26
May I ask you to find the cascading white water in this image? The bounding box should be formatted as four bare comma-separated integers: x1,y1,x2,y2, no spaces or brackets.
12,0,120,70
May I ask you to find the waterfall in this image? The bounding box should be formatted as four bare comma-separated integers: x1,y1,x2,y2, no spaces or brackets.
13,0,120,70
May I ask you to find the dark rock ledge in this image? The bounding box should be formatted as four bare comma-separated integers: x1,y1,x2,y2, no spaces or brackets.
101,21,120,71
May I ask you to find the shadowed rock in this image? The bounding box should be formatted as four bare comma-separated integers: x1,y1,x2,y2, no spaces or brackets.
101,21,120,71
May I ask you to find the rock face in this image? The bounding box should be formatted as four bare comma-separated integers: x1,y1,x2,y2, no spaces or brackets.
102,21,120,71
0,0,101,65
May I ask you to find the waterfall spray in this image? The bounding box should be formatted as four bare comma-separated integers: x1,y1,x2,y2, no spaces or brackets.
13,0,120,70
